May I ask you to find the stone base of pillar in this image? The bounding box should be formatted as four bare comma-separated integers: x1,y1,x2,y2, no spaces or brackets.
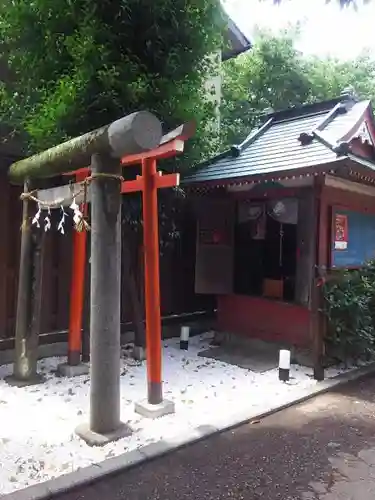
5,373,45,387
134,399,175,419
75,422,132,447
57,362,90,378
133,346,146,361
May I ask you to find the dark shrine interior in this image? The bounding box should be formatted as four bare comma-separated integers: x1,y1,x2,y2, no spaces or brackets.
234,203,297,302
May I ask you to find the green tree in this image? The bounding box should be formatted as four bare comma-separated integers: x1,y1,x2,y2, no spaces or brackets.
220,29,311,146
0,0,224,353
220,30,375,147
273,0,370,6
0,0,223,165
304,51,375,102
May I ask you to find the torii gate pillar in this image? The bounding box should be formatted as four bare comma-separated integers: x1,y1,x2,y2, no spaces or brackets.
134,158,175,417
121,129,193,418
57,170,89,378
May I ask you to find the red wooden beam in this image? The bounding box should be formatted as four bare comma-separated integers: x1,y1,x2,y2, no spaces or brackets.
63,167,90,177
121,139,184,166
155,172,180,189
62,139,184,176
121,176,144,193
159,121,195,144
121,172,179,193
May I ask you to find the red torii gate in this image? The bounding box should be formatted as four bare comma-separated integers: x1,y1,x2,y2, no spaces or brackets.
67,122,194,415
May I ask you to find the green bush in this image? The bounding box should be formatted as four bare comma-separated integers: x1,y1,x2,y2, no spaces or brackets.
322,260,375,363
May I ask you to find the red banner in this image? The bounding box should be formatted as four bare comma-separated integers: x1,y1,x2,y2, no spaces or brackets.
334,213,348,250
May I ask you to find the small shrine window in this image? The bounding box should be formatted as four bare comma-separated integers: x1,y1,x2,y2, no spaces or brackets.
233,198,298,302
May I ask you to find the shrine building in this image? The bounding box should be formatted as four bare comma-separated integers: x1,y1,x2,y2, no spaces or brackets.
184,91,375,358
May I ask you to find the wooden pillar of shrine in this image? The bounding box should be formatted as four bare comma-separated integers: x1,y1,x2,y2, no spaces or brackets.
57,171,89,377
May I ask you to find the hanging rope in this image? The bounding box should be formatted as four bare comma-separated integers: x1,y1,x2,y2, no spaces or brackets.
20,173,124,233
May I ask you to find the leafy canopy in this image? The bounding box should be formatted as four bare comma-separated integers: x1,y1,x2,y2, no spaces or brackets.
272,0,370,6
0,0,224,167
220,29,375,147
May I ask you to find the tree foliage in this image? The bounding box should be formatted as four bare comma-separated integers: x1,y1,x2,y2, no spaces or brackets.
220,29,375,147
323,261,375,363
220,30,310,146
0,0,227,267
273,0,370,7
0,0,227,347
0,0,223,167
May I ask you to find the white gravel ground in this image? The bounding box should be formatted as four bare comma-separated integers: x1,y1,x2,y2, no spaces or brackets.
0,332,358,494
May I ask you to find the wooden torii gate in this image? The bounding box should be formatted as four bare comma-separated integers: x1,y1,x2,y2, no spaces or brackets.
65,122,194,417
7,112,194,444
122,123,194,416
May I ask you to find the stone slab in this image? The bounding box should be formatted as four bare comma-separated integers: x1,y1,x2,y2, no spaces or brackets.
133,346,146,361
134,398,175,419
57,362,90,378
198,345,278,373
45,464,103,497
141,425,217,459
4,373,46,388
75,422,132,447
5,481,51,500
97,450,144,475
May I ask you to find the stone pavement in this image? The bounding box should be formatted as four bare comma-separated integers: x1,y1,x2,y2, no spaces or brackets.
56,375,375,500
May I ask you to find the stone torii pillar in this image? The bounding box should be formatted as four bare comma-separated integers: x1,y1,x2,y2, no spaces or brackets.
9,111,163,445
120,123,194,418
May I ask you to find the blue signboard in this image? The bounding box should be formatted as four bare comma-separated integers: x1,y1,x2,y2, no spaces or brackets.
332,208,375,268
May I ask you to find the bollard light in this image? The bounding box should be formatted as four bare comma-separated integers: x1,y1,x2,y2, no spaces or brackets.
278,349,291,382
180,326,190,350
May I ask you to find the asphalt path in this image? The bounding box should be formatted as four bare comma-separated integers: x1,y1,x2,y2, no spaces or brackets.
57,375,375,500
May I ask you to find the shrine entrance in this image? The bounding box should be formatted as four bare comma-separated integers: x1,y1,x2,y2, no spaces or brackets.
233,198,298,302
6,111,194,445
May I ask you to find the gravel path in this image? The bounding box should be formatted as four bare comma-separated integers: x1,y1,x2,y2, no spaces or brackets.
56,375,375,500
1,333,352,494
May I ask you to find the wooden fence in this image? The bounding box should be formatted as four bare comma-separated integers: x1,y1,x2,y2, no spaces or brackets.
0,172,214,346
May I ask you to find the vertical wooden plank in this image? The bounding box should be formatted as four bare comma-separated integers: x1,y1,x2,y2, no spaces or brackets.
295,187,316,306
7,184,22,338
195,198,235,295
120,234,132,328
81,230,91,362
184,205,215,313
56,219,72,331
40,227,54,333
159,248,173,315
319,189,331,269
0,173,9,338
170,236,184,314
180,209,198,313
311,178,325,381
28,227,46,370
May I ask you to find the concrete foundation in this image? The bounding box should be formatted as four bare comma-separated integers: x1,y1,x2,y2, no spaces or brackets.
133,346,146,361
135,399,175,419
5,373,46,387
57,362,90,378
0,316,213,367
75,422,132,447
